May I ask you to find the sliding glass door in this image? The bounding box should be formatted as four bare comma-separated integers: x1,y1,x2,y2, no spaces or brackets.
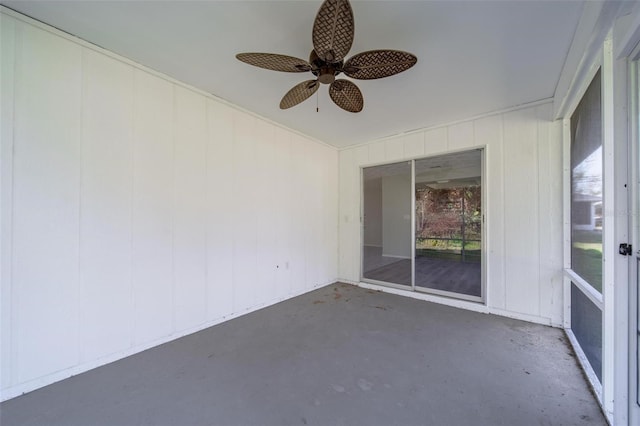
362,161,412,288
361,150,484,301
414,151,483,299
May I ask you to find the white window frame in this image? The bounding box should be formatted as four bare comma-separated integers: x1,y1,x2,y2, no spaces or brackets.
561,33,630,424
561,39,609,415
627,40,640,426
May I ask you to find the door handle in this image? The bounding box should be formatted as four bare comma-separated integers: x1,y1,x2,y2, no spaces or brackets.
620,243,633,256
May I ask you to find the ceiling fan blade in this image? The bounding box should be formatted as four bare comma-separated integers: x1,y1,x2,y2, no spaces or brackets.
343,50,417,80
329,79,363,113
280,80,319,109
236,53,311,72
312,0,354,63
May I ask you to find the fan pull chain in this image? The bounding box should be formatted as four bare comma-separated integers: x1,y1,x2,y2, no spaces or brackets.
316,89,319,113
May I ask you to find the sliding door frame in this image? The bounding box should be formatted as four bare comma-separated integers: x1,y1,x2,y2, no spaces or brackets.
411,159,416,292
359,148,486,305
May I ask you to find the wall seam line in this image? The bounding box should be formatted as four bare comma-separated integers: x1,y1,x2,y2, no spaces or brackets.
500,113,507,311
130,70,137,347
171,84,177,334
8,17,18,388
204,101,210,321
77,46,86,365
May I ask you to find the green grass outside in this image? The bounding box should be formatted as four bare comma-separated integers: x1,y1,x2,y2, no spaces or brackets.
572,245,602,293
571,229,602,293
572,229,602,244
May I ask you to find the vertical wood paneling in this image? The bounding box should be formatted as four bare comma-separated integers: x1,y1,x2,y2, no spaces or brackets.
330,149,339,278
13,24,82,382
537,105,563,324
474,114,505,310
503,108,540,316
537,104,553,321
368,140,385,164
306,140,323,289
315,140,330,284
232,111,258,310
403,132,425,159
80,49,134,360
385,138,404,161
1,14,16,389
354,146,370,167
320,147,338,282
448,121,474,150
132,70,174,344
2,14,340,399
352,146,369,278
205,100,234,320
548,119,564,325
290,136,309,293
173,86,207,331
300,139,314,290
338,148,356,280
305,140,323,289
321,141,342,282
274,128,293,297
253,120,277,304
424,127,448,155
319,146,331,281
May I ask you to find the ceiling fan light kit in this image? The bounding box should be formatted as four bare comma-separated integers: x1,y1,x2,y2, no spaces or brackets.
236,0,417,113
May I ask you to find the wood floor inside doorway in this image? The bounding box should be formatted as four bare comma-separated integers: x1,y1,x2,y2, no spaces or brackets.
363,246,481,296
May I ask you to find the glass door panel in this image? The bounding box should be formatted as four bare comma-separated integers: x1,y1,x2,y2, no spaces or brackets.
569,70,603,384
362,161,412,287
571,70,603,294
414,150,483,299
570,282,603,381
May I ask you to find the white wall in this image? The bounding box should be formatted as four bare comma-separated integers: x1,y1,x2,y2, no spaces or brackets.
0,12,338,401
362,178,382,247
338,103,564,326
381,175,412,258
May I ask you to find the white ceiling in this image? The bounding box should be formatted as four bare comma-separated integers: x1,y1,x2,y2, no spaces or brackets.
2,0,584,148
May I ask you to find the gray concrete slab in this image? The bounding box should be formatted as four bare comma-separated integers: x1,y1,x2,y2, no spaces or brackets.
1,283,606,426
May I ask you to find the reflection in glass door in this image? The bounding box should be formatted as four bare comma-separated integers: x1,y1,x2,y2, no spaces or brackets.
361,161,412,288
361,150,483,301
414,151,483,299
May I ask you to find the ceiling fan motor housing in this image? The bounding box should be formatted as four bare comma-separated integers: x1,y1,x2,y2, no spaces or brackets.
310,50,342,84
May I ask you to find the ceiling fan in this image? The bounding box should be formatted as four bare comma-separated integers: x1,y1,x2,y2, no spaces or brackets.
236,0,417,113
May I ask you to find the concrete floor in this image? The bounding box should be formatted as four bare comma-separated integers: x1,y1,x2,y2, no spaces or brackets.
1,283,606,426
